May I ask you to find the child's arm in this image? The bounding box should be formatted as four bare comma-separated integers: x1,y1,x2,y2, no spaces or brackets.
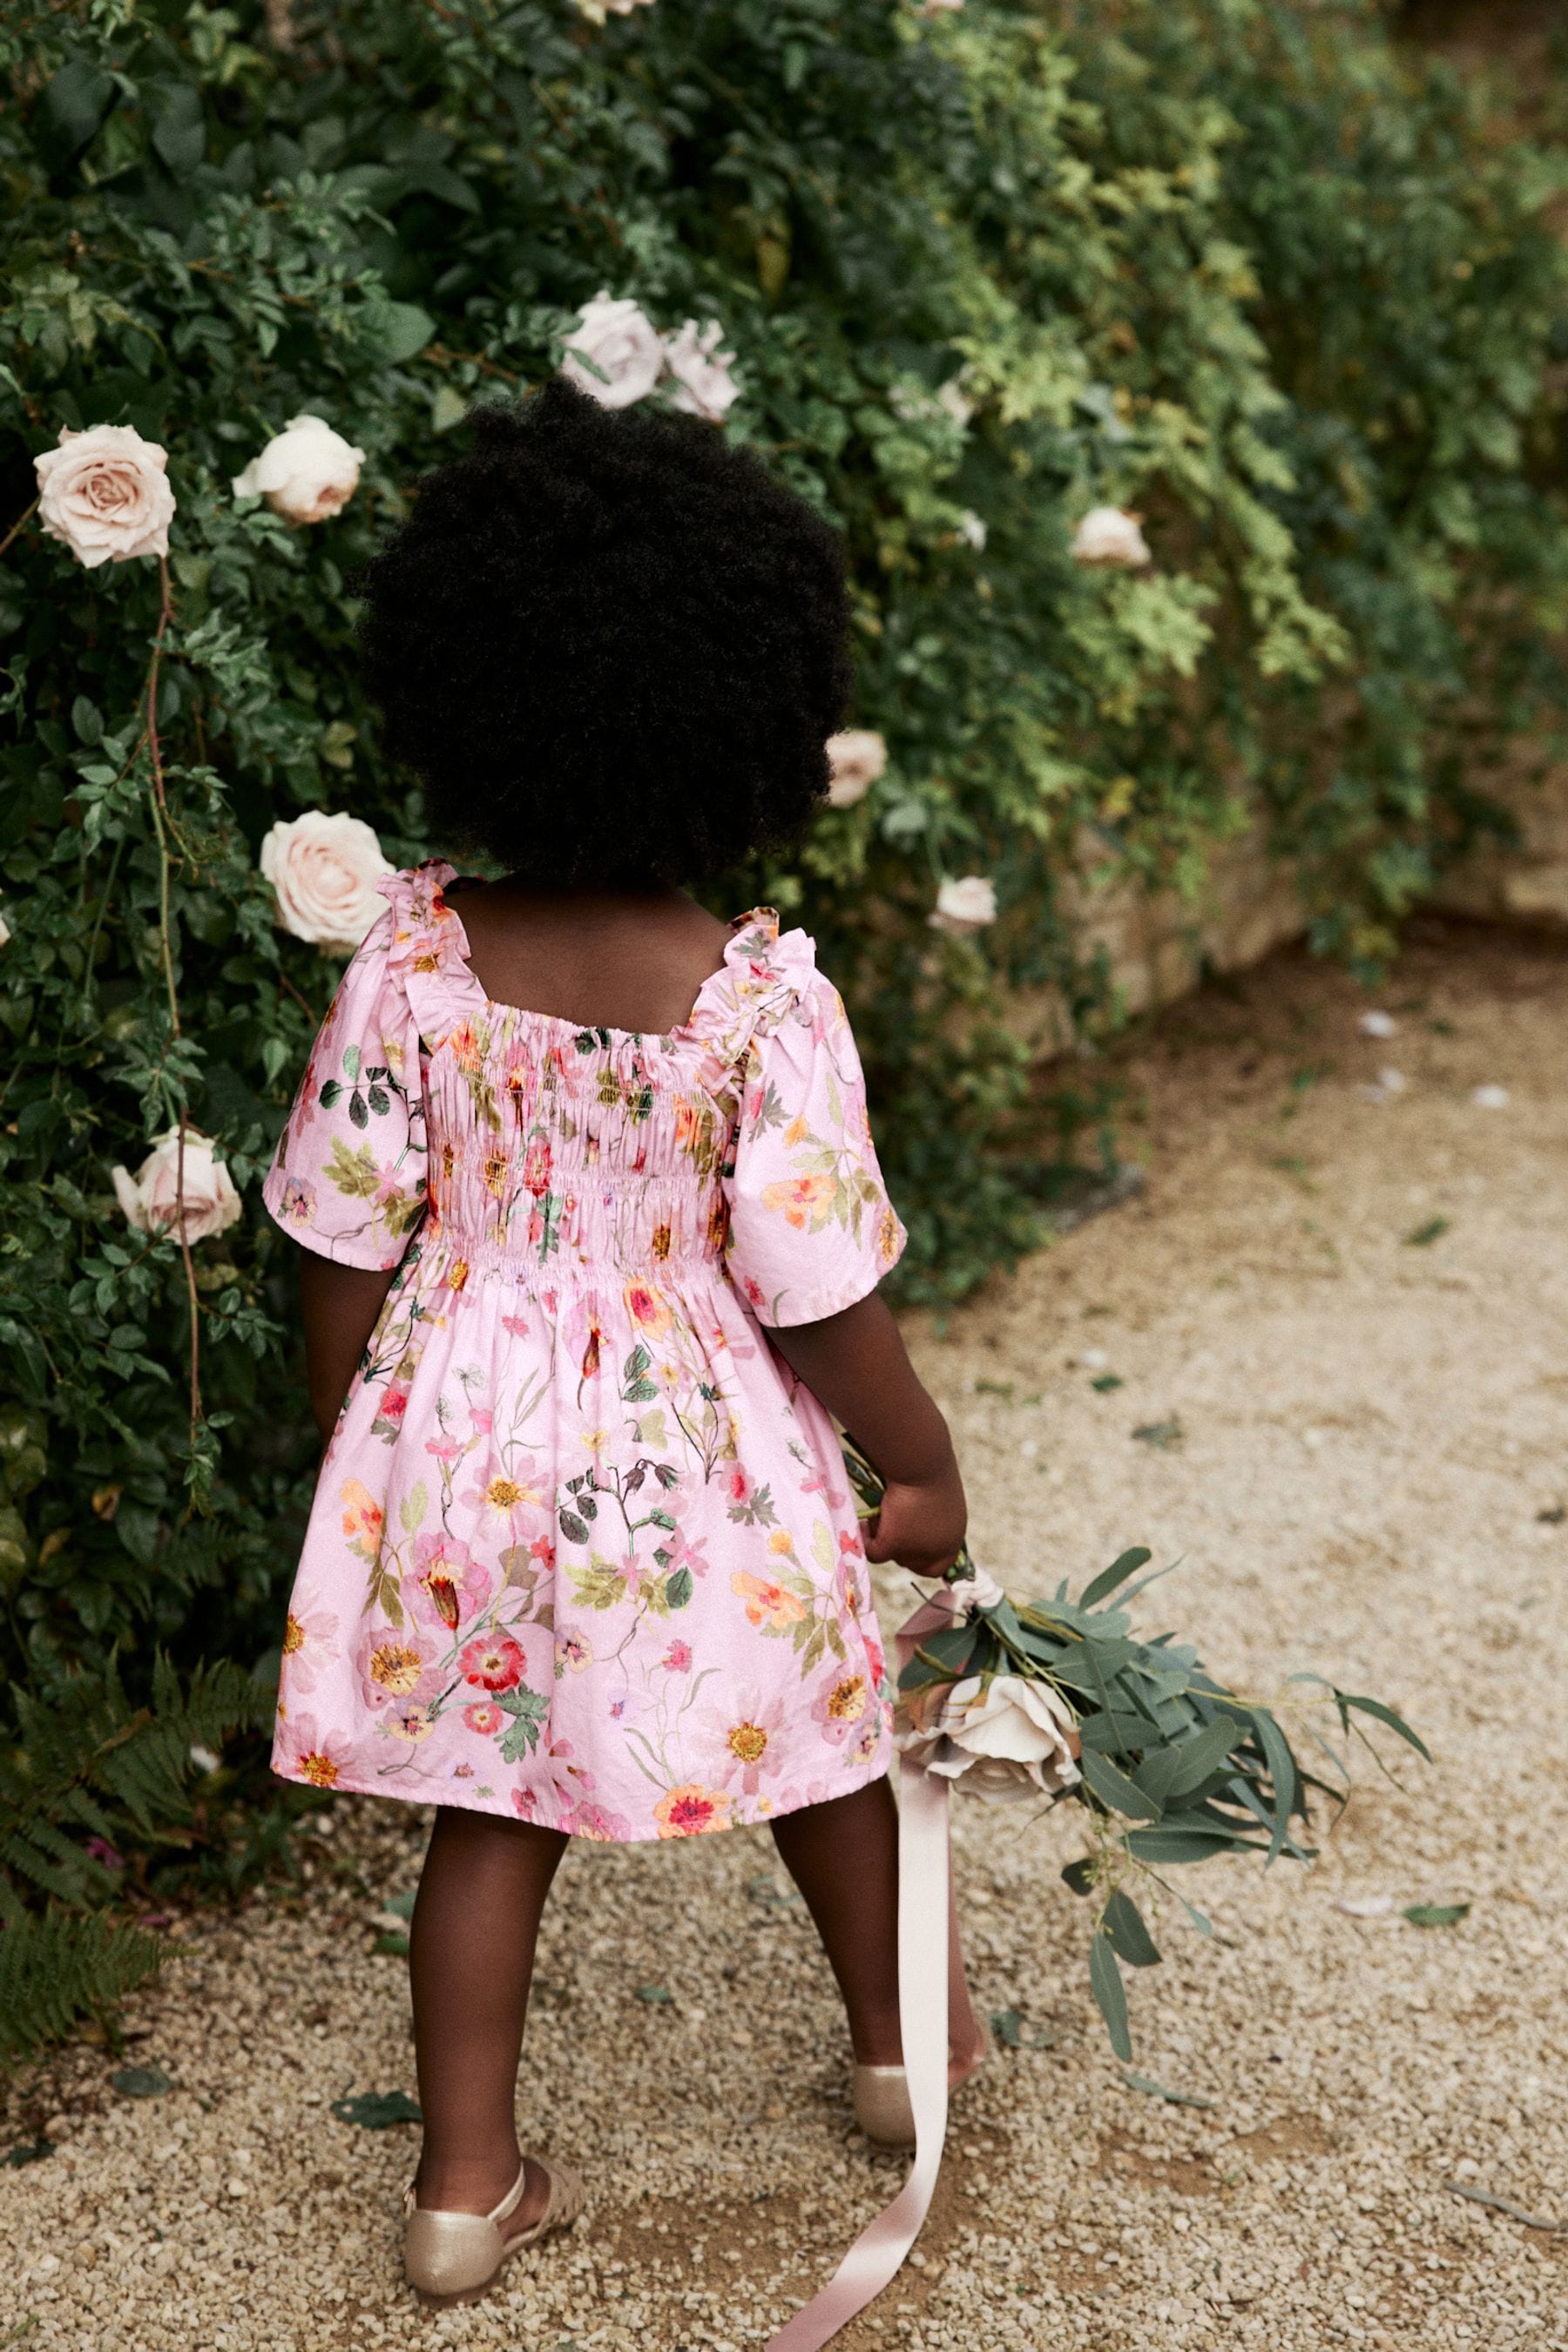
769,1292,965,1576
299,1256,398,1445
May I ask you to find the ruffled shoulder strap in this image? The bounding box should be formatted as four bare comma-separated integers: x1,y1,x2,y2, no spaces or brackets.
378,860,484,1049
687,906,818,1101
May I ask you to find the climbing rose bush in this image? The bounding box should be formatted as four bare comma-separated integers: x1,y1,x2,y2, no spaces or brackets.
0,0,1565,1755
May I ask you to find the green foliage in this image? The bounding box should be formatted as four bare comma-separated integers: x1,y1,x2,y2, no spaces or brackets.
0,1909,166,2064
0,1649,272,2057
0,0,1559,2003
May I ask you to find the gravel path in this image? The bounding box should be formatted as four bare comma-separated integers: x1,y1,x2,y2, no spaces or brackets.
4,917,1566,2352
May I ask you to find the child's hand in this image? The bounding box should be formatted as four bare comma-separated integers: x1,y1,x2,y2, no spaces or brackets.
862,1461,967,1578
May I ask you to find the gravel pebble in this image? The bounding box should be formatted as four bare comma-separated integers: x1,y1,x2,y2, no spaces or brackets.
3,925,1565,2352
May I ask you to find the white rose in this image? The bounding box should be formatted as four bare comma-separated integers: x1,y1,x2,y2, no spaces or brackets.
663,319,740,424
929,875,997,934
957,509,987,551
825,730,887,810
34,424,176,570
112,1127,242,1246
898,1673,1080,1804
560,293,665,409
232,416,365,525
573,0,655,18
260,810,393,952
936,378,975,429
0,911,9,949
1070,506,1152,568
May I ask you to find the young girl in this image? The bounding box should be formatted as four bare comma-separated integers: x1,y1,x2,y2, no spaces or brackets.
263,382,981,2308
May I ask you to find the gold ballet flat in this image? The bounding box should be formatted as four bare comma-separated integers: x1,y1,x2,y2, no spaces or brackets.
852,2048,988,2150
852,2063,917,2148
402,2154,585,2306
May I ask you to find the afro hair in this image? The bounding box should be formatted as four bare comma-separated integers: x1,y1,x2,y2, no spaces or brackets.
357,379,854,884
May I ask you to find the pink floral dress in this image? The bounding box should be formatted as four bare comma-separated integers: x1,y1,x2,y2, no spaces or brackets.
261,862,905,1841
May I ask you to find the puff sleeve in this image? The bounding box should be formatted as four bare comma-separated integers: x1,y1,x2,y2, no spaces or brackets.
261,909,428,1269
724,969,906,1328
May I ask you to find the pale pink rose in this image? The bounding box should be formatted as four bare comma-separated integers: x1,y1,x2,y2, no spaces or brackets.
260,810,392,952
34,424,175,569
825,730,887,810
560,294,664,409
929,875,997,934
232,416,365,524
897,1673,1079,1803
573,0,655,18
663,319,740,424
0,911,10,948
111,1126,241,1245
1070,506,1152,568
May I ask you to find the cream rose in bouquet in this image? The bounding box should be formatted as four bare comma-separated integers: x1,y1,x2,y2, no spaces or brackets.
898,1670,1080,1801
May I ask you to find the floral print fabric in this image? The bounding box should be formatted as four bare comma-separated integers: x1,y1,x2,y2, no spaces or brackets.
261,862,905,1840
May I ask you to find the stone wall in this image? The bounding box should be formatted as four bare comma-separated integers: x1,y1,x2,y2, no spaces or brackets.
1062,758,1568,1034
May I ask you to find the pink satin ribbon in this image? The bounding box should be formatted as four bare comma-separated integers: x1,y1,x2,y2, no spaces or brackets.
763,1583,973,2352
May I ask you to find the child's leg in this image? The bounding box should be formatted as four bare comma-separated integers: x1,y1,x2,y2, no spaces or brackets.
771,1778,902,2064
409,1807,569,2227
769,1776,985,2078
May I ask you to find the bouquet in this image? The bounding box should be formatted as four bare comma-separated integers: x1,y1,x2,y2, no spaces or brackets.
843,1439,1428,2059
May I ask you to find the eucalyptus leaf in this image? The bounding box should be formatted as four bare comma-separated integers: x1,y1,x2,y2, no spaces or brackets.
331,2090,422,2128
1089,1932,1132,2061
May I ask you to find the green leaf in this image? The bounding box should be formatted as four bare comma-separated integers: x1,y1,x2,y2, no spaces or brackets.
1335,1692,1431,1763
1088,1931,1132,2061
558,1508,590,1545
1102,1889,1161,1968
1403,1902,1470,1929
1080,1547,1152,1609
372,1932,409,1957
635,1983,672,2004
152,87,206,179
1060,1855,1097,1897
666,1566,693,1610
1125,1825,1263,1863
367,301,436,364
1120,2068,1215,2109
330,2090,422,2128
1160,1716,1243,1801
1079,1750,1163,1821
382,1889,417,1919
1248,1706,1300,1866
1404,1216,1450,1247
110,2064,172,2098
37,58,117,164
990,2007,1058,2051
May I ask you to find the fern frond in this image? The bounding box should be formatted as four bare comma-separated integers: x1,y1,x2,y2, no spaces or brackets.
0,1911,165,2063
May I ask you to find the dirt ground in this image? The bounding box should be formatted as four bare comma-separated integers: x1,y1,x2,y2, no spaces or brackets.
3,915,1566,2352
